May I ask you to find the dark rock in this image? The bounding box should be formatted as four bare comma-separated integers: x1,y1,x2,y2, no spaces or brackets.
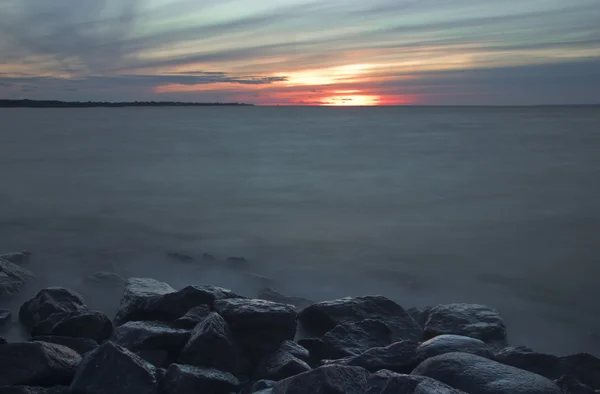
0,337,6,344
311,319,392,360
324,340,418,374
271,365,370,394
226,256,248,266
560,353,600,390
257,288,313,309
0,386,69,394
277,340,310,361
0,309,11,328
85,271,125,286
417,335,493,362
366,369,466,394
412,352,561,394
31,312,81,337
166,252,194,262
202,253,215,261
49,310,113,342
252,380,276,392
0,250,31,265
555,374,597,394
214,298,297,360
0,342,81,387
163,364,239,394
494,346,560,380
111,321,191,367
19,288,87,330
407,306,432,329
423,304,507,346
171,305,211,329
155,368,167,394
113,278,176,325
178,312,250,376
31,336,98,355
298,296,422,343
69,341,157,394
0,258,35,297
258,348,311,381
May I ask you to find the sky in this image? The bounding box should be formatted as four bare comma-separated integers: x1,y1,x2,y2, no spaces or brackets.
1,0,599,105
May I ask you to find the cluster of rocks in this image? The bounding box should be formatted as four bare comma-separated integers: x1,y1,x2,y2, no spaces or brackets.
1,252,599,394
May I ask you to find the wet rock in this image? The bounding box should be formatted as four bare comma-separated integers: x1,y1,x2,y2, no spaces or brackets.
49,310,113,342
366,369,466,394
494,346,560,379
163,364,239,394
560,353,600,390
324,340,418,374
0,250,31,265
0,387,69,394
69,342,157,394
257,347,311,381
31,336,98,355
417,335,493,362
85,272,125,286
407,306,431,329
298,296,422,343
178,312,250,376
214,298,297,360
252,380,276,392
171,305,211,329
271,365,370,394
423,304,507,347
412,352,562,394
257,288,313,309
0,309,11,328
19,288,87,330
0,342,81,387
31,312,81,337
113,278,176,325
311,319,392,360
277,340,310,361
111,321,191,367
166,252,194,262
0,258,35,297
555,374,597,394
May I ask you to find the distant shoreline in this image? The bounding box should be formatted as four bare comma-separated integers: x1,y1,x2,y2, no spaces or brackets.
0,99,253,108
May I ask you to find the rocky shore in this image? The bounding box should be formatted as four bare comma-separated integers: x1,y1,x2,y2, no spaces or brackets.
1,251,599,394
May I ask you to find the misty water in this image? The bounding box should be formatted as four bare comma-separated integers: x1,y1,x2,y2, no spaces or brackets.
1,106,599,356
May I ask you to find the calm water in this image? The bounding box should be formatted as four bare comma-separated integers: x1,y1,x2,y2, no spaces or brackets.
1,106,599,355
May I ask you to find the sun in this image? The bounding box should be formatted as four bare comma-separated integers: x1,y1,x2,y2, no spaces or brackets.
320,95,381,106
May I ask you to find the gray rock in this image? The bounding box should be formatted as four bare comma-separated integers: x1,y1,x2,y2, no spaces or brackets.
163,364,239,394
0,342,81,387
0,309,11,328
257,288,313,309
49,310,113,342
30,336,98,355
412,352,562,394
113,278,176,325
277,340,310,361
85,272,125,286
252,380,276,392
560,353,600,390
214,298,297,360
19,288,87,330
271,365,370,394
166,252,195,262
407,306,432,329
0,386,68,394
171,305,211,329
0,258,35,297
0,337,6,344
258,348,311,381
366,369,466,394
31,312,82,337
178,312,250,376
226,256,248,266
298,296,422,343
69,342,157,394
324,340,418,374
0,251,31,265
417,335,493,362
111,321,191,367
424,304,507,347
556,375,597,394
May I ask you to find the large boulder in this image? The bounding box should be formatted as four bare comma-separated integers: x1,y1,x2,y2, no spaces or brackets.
559,353,600,390
0,342,81,387
0,251,31,265
31,312,81,337
214,298,297,360
257,288,314,309
47,311,113,342
271,365,370,394
0,258,35,297
171,305,211,329
412,352,562,394
30,336,98,356
111,321,191,367
555,375,597,394
324,340,418,374
113,278,176,325
163,364,239,394
277,340,310,361
416,335,493,362
69,342,157,394
366,369,466,394
178,312,250,376
257,346,311,381
298,296,422,343
19,288,87,330
0,310,11,328
0,387,68,394
423,304,507,347
407,306,432,329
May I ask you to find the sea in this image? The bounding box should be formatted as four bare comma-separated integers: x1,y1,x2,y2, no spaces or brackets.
0,106,599,355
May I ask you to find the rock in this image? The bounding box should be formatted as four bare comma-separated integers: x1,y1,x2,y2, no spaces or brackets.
271,365,370,394
407,306,431,329
0,309,11,328
48,310,113,342
31,336,98,355
277,340,310,361
423,304,507,347
258,347,311,381
0,258,35,297
214,298,297,360
163,364,239,394
252,380,276,392
113,278,176,325
0,337,6,344
0,250,31,265
69,342,157,394
0,342,81,387
298,296,422,343
19,288,87,330
325,340,418,374
257,288,314,309
556,374,598,394
31,312,81,336
171,305,211,329
412,352,562,394
202,253,215,262
111,321,191,367
416,335,493,362
366,369,466,394
166,252,194,262
85,272,125,286
311,319,392,360
0,387,69,394
226,256,248,266
560,353,600,390
178,312,250,376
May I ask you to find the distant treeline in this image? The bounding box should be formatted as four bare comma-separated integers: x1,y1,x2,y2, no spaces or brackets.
0,99,253,108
